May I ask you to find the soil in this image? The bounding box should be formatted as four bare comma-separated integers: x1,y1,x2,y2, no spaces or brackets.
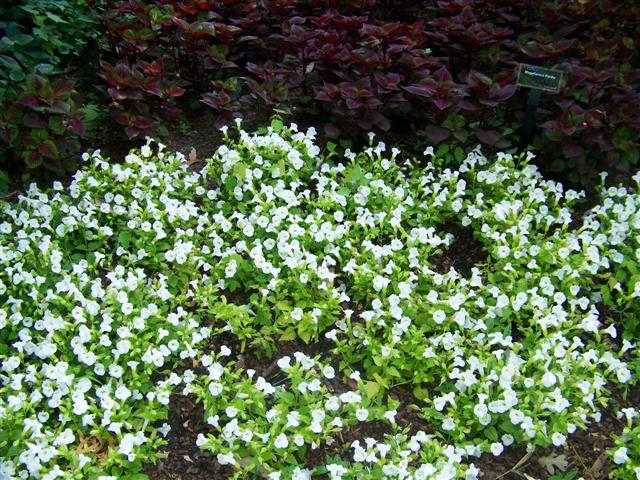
430,222,488,277
144,392,233,480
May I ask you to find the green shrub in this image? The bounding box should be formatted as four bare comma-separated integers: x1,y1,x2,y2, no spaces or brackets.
0,0,103,182
0,73,95,175
0,0,100,99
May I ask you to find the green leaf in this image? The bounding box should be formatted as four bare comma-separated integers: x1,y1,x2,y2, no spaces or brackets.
485,426,498,442
412,386,429,401
279,328,296,342
0,54,21,71
0,37,15,52
372,373,388,388
270,118,284,133
436,144,450,156
386,366,401,378
46,12,66,23
118,231,132,249
454,146,465,162
0,170,8,195
364,381,380,399
233,162,247,179
276,301,290,312
9,67,25,82
34,63,54,74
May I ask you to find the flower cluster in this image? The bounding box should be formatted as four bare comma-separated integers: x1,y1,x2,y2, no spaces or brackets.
610,407,640,479
1,122,639,479
190,351,407,479
0,143,213,478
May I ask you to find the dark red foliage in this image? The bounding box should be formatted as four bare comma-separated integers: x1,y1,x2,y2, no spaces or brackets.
422,0,640,176
97,0,640,179
0,74,88,173
270,13,443,132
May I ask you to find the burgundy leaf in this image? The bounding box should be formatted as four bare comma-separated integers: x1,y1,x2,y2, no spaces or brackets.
562,142,584,158
324,122,340,138
402,83,437,97
22,113,45,129
422,124,451,144
459,99,480,111
16,95,40,108
431,96,452,110
69,120,86,137
433,66,453,83
346,98,362,110
125,126,139,139
51,79,74,99
163,86,186,97
475,129,501,145
370,111,391,131
108,88,143,101
46,101,71,115
38,140,59,160
495,84,517,100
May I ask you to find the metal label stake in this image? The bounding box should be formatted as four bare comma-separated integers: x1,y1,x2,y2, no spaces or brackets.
516,63,564,151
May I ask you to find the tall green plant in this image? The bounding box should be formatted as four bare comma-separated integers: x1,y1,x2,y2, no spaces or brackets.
0,0,100,99
0,0,104,182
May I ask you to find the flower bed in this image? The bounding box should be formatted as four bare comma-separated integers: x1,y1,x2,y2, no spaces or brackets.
0,123,639,479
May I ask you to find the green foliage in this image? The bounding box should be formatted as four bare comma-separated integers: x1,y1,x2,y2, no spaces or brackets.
0,0,102,178
0,0,100,99
0,169,8,194
610,408,640,479
1,125,640,479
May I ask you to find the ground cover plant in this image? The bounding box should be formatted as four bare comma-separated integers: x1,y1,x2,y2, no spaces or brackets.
1,123,639,479
2,0,639,189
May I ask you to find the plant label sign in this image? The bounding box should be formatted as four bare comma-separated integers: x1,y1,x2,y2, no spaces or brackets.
516,64,563,93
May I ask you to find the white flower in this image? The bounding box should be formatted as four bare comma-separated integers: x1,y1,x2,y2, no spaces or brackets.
217,452,235,465
551,432,566,446
208,382,223,396
490,442,504,456
433,310,446,324
616,365,632,383
442,417,455,430
613,447,629,464
541,371,557,388
274,433,289,449
323,366,335,379
292,467,312,480
384,410,397,423
356,408,369,421
225,260,237,278
372,275,390,292
277,356,291,369
114,385,131,401
287,411,301,428
141,145,151,157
